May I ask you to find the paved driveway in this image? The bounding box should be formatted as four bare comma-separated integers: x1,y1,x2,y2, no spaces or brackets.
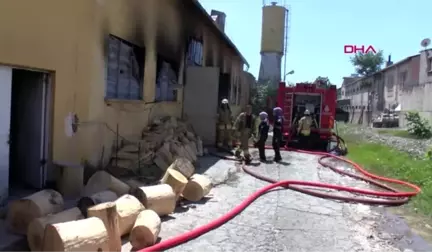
123,150,432,252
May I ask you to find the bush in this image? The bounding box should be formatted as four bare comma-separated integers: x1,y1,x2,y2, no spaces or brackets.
405,111,432,139
250,84,277,115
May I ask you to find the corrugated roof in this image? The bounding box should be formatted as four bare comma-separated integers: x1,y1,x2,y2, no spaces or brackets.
189,0,250,69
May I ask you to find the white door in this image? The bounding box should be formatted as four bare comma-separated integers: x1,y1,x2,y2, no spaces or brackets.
183,67,219,145
0,66,12,204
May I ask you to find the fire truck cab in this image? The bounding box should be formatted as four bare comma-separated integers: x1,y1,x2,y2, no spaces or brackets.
277,81,337,150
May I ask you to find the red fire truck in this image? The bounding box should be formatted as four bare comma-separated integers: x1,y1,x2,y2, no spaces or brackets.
277,81,337,150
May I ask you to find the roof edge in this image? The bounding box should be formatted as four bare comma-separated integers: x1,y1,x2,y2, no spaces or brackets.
190,0,249,69
348,53,420,85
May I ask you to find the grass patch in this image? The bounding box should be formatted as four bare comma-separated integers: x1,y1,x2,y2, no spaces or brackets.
340,131,432,216
376,129,425,139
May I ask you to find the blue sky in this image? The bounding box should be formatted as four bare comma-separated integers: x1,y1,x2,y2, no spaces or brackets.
199,0,432,87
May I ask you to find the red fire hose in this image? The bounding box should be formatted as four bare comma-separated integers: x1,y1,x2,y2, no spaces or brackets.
139,141,421,252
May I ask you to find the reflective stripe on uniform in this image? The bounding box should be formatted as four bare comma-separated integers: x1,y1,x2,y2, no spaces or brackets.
301,129,311,136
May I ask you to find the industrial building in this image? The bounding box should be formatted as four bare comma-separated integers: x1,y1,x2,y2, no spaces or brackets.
339,54,422,126
0,0,252,205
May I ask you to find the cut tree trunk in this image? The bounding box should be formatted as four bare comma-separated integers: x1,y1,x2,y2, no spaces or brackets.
125,179,146,195
182,174,213,202
42,217,109,251
84,170,130,197
129,210,161,249
114,194,145,236
77,190,118,217
54,162,84,198
132,184,176,216
160,168,188,200
27,207,83,251
167,157,195,178
7,189,64,234
87,202,121,252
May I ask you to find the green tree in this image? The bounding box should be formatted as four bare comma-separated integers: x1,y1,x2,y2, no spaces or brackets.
350,51,384,76
314,76,331,86
250,82,277,115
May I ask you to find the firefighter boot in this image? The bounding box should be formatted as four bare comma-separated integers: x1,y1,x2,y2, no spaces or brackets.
274,149,282,162
258,144,266,162
244,153,252,164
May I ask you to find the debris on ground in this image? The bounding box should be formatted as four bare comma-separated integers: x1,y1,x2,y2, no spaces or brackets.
108,116,204,182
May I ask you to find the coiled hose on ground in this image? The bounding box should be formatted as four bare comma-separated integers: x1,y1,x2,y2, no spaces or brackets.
138,133,421,252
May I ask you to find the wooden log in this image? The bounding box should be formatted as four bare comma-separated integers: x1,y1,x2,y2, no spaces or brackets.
41,217,109,251
77,190,118,217
87,202,121,252
54,162,84,198
124,179,146,195
182,174,213,202
114,194,145,236
160,168,188,200
27,207,83,251
7,189,64,235
84,170,130,197
167,157,195,179
129,210,161,249
132,184,176,216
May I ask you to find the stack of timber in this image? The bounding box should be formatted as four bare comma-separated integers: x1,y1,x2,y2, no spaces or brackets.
109,116,204,177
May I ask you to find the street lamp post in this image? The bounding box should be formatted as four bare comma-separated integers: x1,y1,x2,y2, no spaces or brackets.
283,70,294,81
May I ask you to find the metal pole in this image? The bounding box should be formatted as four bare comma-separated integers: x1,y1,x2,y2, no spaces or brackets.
115,123,119,168
283,8,289,81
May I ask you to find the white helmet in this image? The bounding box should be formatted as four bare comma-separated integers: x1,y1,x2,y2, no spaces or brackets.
221,99,229,104
304,109,310,115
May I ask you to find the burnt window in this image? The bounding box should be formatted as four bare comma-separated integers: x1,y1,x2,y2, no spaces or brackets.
105,35,144,100
399,71,407,88
155,54,180,102
186,37,203,66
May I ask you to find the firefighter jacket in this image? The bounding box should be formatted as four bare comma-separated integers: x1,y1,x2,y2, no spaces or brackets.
234,113,256,133
218,107,232,126
298,116,313,136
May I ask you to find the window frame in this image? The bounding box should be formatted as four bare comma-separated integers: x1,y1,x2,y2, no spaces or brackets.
186,37,204,67
105,34,145,100
155,53,181,102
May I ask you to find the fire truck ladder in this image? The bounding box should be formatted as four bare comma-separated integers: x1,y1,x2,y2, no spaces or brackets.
283,92,293,128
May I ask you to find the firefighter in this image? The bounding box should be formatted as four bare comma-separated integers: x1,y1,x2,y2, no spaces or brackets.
272,107,283,162
216,98,233,149
234,105,256,164
297,109,317,149
256,111,270,161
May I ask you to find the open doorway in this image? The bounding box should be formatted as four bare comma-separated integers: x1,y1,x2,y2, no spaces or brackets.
218,73,231,104
7,68,51,196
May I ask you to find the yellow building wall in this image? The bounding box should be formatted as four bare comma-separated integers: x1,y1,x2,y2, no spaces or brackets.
261,5,286,53
0,0,248,174
0,0,95,166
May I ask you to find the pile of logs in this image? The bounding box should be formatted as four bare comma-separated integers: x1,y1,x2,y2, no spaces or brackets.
7,157,213,251
111,116,204,176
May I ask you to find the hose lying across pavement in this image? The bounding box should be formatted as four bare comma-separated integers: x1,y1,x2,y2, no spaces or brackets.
139,134,421,252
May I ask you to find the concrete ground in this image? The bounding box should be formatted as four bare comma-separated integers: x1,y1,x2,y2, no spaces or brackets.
122,149,432,252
